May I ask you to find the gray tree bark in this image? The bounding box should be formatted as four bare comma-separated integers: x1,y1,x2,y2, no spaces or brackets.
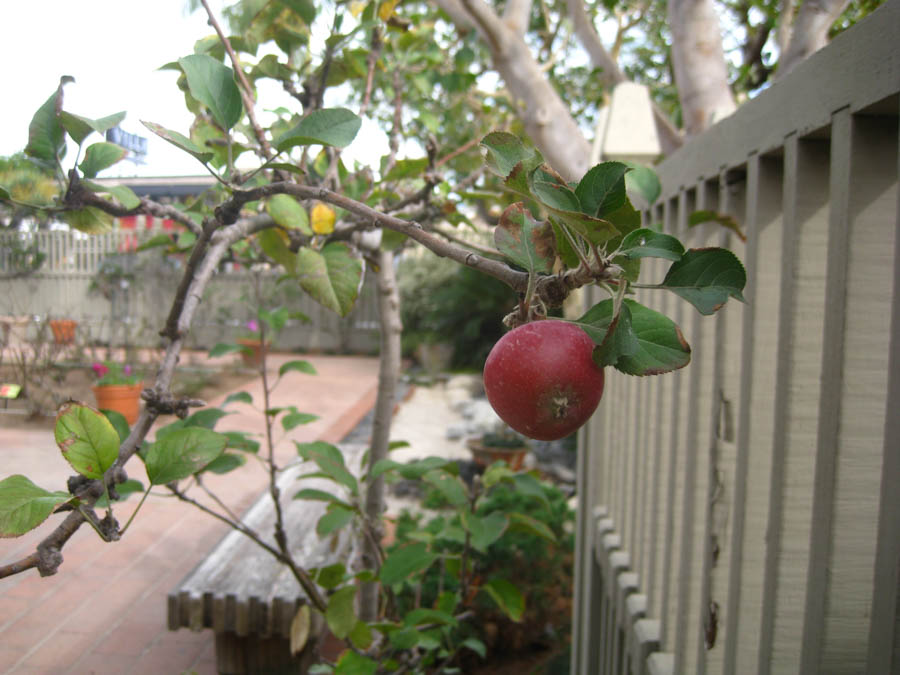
436,0,593,180
359,247,402,622
776,0,851,79
668,0,737,136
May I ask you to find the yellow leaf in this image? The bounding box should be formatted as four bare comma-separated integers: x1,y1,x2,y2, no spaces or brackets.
290,604,311,655
378,0,401,21
311,203,336,235
349,0,367,17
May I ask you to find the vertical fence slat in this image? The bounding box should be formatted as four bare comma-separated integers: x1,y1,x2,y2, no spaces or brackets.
865,111,900,675
810,112,899,673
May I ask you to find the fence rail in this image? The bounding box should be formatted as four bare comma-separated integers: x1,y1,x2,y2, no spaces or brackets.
0,225,380,353
573,3,899,674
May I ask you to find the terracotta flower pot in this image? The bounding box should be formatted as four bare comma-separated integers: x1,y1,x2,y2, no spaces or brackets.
49,319,77,345
92,383,143,424
237,338,269,368
466,438,529,471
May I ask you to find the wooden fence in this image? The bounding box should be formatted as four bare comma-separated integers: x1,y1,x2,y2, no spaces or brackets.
0,221,380,353
572,3,899,674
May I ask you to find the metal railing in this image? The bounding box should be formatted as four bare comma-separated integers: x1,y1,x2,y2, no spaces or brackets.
572,2,900,673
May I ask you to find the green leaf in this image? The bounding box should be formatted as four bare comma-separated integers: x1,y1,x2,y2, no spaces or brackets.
296,441,357,494
593,301,639,368
532,179,581,213
403,608,458,627
79,142,127,178
101,409,131,443
222,431,260,453
326,586,358,639
462,637,487,659
200,452,246,474
688,209,747,242
141,121,213,164
317,504,355,536
577,299,691,376
266,162,306,176
296,242,363,317
334,649,377,675
137,233,174,251
0,475,70,537
183,408,230,429
660,248,747,315
422,469,468,507
482,463,515,489
25,89,66,162
260,306,292,334
494,203,555,275
625,165,661,205
380,542,438,586
311,562,347,589
461,511,508,553
275,108,362,150
575,162,629,218
278,0,317,25
479,132,542,181
0,185,9,201
279,359,317,377
266,194,312,235
54,402,120,479
282,411,319,430
294,488,350,506
481,578,525,622
62,207,114,234
60,110,127,145
144,427,227,485
384,157,428,181
258,228,296,272
98,183,141,209
223,391,253,406
388,627,420,649
209,342,244,357
510,472,551,510
348,619,373,650
371,456,453,480
178,54,243,130
619,228,685,261
508,512,556,542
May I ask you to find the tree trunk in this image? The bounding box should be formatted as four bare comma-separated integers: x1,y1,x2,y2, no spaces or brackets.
776,0,851,79
359,248,402,622
668,0,737,135
436,0,592,180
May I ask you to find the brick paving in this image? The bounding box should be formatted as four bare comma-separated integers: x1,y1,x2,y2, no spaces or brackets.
0,354,379,674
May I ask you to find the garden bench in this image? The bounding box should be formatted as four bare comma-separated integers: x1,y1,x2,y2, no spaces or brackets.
167,443,366,675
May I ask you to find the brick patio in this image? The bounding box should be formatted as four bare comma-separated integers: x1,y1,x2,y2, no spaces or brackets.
0,354,379,674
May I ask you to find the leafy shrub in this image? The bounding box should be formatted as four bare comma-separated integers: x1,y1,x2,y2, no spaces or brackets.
398,252,516,369
390,477,575,661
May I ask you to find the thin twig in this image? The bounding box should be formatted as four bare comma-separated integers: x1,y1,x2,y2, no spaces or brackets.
199,0,275,160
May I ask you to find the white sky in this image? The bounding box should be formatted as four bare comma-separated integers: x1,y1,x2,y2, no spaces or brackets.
1,0,388,177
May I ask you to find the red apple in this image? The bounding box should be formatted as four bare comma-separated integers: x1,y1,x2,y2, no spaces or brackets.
483,319,605,441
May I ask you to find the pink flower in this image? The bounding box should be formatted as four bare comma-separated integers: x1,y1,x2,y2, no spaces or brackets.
123,365,132,375
246,319,260,333
92,362,109,378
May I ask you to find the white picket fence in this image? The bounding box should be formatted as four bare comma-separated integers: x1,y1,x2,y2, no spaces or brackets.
572,3,899,674
0,223,380,353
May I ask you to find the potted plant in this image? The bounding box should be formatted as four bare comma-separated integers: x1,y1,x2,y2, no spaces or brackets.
236,319,269,368
466,426,531,471
49,318,78,345
91,361,143,424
